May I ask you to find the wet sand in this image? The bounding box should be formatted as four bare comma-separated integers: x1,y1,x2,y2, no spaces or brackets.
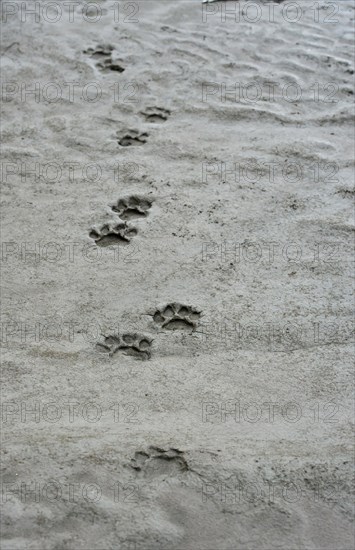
1,1,354,548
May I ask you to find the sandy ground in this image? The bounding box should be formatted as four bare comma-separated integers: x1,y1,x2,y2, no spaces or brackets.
1,0,354,548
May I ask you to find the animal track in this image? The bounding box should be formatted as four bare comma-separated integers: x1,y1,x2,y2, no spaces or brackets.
84,44,113,58
141,107,170,123
89,222,137,247
153,303,201,331
84,44,125,73
97,58,125,73
130,447,188,476
111,196,153,220
337,187,355,198
96,333,152,360
117,130,149,147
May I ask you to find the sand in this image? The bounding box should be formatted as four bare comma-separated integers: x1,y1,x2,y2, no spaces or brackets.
1,0,354,548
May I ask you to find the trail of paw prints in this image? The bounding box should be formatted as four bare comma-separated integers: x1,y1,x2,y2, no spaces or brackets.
116,106,170,147
83,44,125,73
140,107,171,123
153,303,201,331
96,332,153,360
89,196,153,247
117,130,149,147
89,222,137,247
111,195,153,220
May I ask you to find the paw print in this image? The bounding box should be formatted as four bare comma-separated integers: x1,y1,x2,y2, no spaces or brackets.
111,195,153,220
89,222,137,247
141,107,171,123
153,303,201,331
84,44,114,58
97,59,125,73
130,447,187,474
84,44,125,73
96,333,153,360
117,130,149,147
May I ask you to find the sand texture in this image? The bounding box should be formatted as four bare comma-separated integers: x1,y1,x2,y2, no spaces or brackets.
1,1,354,548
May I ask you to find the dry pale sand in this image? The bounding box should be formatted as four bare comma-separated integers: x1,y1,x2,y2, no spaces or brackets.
1,0,354,549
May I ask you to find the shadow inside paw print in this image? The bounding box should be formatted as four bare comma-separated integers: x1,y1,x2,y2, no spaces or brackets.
97,58,125,73
130,447,188,476
90,222,137,247
141,107,170,123
84,44,125,73
111,196,153,220
84,44,113,58
153,303,201,331
117,130,149,147
96,333,152,360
